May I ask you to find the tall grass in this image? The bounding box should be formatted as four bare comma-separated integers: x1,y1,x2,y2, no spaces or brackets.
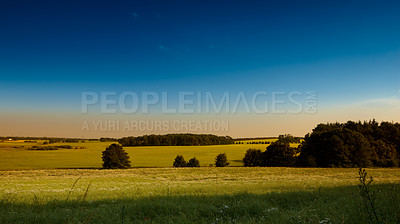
0,167,399,223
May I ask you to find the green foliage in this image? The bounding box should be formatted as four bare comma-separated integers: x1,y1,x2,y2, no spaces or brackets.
187,157,200,167
358,168,380,223
243,149,263,167
371,140,399,167
99,137,118,142
299,120,400,167
215,153,230,167
49,139,60,144
263,141,296,167
278,134,301,143
101,144,131,169
57,145,73,149
119,134,234,146
173,155,187,167
28,146,58,150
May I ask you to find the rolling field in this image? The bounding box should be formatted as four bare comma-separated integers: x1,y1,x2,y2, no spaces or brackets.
2,141,399,223
1,167,400,223
0,140,281,170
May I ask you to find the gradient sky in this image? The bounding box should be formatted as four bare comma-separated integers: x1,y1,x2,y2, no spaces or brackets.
1,0,400,138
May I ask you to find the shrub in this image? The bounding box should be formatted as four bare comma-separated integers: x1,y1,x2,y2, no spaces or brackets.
101,144,131,169
173,155,187,167
57,145,73,149
49,139,60,144
215,153,229,167
187,157,200,167
28,146,58,150
243,149,263,167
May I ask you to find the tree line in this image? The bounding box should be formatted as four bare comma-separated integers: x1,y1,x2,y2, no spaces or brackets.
118,134,234,146
298,120,400,167
243,120,400,168
102,120,400,169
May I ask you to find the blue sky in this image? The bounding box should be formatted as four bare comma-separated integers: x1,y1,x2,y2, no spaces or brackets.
1,0,400,137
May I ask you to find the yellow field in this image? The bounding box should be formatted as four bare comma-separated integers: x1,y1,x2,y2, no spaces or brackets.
0,140,290,170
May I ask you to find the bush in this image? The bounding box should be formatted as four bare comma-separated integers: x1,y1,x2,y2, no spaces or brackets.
28,146,58,150
49,139,60,144
173,155,187,167
101,144,131,169
187,157,200,167
215,153,229,167
57,145,73,149
243,149,263,167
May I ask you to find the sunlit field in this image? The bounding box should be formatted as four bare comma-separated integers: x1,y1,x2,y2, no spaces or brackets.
1,141,400,223
0,140,281,169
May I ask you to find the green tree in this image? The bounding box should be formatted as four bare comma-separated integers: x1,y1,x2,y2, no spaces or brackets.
371,140,399,167
263,141,296,167
215,153,230,167
243,149,263,167
173,155,187,167
187,157,200,167
102,144,131,169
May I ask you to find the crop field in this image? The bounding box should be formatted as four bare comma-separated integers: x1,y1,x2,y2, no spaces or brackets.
0,140,282,170
1,167,400,223
1,141,400,223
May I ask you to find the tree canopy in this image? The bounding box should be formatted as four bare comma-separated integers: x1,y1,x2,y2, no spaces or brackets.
102,144,131,169
119,134,234,146
298,120,400,167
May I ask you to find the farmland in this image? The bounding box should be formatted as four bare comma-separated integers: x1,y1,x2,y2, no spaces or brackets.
1,140,400,223
0,140,279,170
1,167,400,223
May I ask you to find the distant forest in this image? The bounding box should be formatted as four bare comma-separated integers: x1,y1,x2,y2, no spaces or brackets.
298,120,400,167
118,134,234,146
242,120,400,168
0,136,95,143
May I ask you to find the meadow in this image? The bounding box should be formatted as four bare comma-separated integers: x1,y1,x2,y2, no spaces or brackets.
1,167,400,223
0,140,284,169
1,141,400,223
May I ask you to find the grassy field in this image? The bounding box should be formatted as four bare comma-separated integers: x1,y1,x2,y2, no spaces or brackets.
1,167,399,223
0,140,286,170
2,141,399,223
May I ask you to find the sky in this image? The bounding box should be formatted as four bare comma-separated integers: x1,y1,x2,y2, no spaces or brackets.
0,0,400,138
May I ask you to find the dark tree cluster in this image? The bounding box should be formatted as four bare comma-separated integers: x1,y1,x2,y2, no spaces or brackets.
173,155,200,167
215,153,230,167
278,134,301,143
28,146,59,150
298,120,400,167
245,141,269,144
242,141,297,167
234,137,274,141
102,144,131,169
119,134,234,146
28,145,85,150
99,137,118,142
